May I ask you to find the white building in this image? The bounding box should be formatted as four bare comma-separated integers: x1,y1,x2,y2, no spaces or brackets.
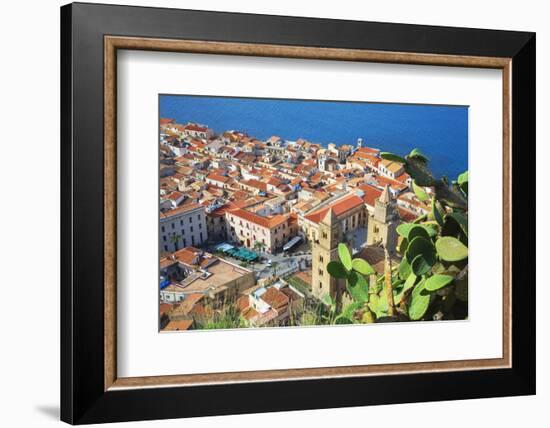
160,203,208,252
182,123,214,139
377,158,405,179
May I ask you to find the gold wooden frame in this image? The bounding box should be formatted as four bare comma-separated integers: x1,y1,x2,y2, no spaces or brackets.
104,36,512,391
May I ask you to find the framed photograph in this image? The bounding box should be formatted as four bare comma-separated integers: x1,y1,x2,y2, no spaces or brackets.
61,2,536,424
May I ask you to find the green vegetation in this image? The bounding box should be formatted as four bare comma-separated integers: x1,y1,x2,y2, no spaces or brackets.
169,233,182,251
327,148,469,323
194,305,248,330
253,240,267,253
285,274,310,295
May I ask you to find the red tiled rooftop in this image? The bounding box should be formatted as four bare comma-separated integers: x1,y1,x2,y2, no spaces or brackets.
206,173,230,183
242,179,268,192
163,319,193,331
160,202,202,219
398,208,418,222
160,303,173,316
357,146,380,155
160,257,178,269
183,123,209,132
171,293,204,317
261,287,289,310
166,191,184,201
242,307,260,321
394,172,411,184
207,204,233,217
304,194,364,224
267,177,282,186
228,208,289,229
173,247,201,265
358,184,383,207
376,175,408,191
236,295,250,312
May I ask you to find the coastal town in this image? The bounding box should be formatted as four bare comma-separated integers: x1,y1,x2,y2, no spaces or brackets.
159,119,432,331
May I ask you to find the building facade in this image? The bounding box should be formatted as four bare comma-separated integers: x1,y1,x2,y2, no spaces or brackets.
160,203,208,252
225,208,297,253
378,158,405,179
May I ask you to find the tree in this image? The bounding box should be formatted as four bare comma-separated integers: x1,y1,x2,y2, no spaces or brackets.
271,261,280,278
253,240,266,253
169,233,182,251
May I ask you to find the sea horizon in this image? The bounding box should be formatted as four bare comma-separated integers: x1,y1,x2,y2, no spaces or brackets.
160,94,468,180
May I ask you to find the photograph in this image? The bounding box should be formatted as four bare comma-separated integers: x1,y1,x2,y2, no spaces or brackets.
158,95,469,331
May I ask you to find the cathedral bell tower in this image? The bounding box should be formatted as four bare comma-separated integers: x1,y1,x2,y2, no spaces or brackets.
367,185,399,253
311,208,346,302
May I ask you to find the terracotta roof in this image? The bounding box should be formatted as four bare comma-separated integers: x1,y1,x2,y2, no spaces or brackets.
160,118,175,125
398,208,417,222
242,179,268,192
261,287,289,310
166,191,184,201
380,158,405,173
204,172,225,182
174,247,201,265
163,319,193,331
190,139,207,148
358,184,383,207
394,172,411,183
357,146,380,155
267,177,282,187
207,204,233,218
160,203,202,219
160,303,173,316
355,152,379,165
171,293,204,317
242,307,260,321
375,175,408,191
236,295,250,312
183,123,209,132
304,194,364,224
160,257,178,269
228,208,289,229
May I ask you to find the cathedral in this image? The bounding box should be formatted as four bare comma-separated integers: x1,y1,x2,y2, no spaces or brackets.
311,185,399,304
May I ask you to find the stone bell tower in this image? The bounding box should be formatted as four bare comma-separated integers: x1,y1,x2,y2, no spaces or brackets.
367,185,399,253
311,208,346,302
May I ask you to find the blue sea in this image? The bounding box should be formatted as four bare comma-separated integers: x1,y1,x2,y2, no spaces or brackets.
160,95,468,180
